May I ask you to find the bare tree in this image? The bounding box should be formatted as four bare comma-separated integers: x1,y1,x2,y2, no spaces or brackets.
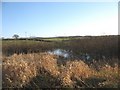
13,34,19,39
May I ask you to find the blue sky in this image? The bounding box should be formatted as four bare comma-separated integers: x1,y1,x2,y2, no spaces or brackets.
2,2,118,38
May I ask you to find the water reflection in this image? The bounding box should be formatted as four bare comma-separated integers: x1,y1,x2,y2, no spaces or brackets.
81,53,91,60
48,49,69,58
47,49,92,60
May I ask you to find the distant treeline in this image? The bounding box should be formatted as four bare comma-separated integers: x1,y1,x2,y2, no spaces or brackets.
2,35,119,40
2,38,53,42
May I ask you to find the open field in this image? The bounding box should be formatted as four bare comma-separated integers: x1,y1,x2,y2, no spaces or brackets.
2,35,120,88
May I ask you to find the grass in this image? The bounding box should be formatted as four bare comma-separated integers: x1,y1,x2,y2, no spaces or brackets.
2,35,119,88
2,35,118,59
41,37,71,41
2,53,119,88
2,40,56,56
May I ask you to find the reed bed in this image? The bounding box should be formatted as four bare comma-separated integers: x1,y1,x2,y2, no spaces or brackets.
2,35,118,59
2,53,119,88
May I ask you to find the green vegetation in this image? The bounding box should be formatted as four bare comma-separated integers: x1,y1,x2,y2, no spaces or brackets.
41,37,71,41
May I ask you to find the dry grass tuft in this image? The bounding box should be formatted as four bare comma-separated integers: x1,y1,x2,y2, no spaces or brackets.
59,60,94,87
95,64,119,87
2,53,119,88
3,55,37,88
2,53,59,88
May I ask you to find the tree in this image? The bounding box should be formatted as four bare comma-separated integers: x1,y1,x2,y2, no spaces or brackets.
13,34,19,39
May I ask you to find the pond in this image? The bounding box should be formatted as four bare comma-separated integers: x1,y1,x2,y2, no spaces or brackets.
48,49,70,58
47,49,92,60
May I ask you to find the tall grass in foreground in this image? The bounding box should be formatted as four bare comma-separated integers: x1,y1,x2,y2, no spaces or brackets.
2,53,119,88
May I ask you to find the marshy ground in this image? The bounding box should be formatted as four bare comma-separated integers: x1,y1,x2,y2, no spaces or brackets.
2,35,120,89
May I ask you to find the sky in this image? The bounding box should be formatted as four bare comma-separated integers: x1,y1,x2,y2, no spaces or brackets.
2,2,118,38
